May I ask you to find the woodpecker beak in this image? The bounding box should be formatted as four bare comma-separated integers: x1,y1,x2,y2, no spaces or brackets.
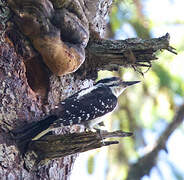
121,81,140,87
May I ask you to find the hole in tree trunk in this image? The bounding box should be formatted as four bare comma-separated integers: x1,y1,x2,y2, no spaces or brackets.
24,57,50,98
6,28,50,99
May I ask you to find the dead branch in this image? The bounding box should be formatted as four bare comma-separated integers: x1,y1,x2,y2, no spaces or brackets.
24,130,133,171
77,33,177,79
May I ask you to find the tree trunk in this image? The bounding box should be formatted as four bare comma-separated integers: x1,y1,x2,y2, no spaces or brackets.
0,0,112,179
0,0,175,179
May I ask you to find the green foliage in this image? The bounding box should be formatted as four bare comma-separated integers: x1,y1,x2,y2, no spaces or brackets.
153,64,173,89
110,0,135,33
129,19,151,38
87,155,95,174
87,0,184,179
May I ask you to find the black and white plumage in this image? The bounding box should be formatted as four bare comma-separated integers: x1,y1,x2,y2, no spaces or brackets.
13,77,140,142
53,82,118,129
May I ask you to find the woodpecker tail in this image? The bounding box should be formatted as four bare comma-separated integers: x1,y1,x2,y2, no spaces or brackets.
11,115,58,153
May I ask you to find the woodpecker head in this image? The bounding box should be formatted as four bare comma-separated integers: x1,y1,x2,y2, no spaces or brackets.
95,77,140,97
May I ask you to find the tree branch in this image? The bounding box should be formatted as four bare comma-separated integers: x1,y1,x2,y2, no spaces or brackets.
0,0,114,178
24,130,133,171
77,33,176,79
126,104,184,180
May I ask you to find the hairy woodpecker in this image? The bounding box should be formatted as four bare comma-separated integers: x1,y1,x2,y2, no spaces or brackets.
12,77,140,142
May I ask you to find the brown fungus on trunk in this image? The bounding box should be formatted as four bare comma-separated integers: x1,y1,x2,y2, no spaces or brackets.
7,0,89,76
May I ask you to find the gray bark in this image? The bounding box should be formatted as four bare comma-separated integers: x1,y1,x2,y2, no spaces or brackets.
0,0,175,179
0,0,112,179
76,33,176,79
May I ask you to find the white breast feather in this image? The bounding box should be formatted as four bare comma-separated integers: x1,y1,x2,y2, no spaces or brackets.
87,103,118,129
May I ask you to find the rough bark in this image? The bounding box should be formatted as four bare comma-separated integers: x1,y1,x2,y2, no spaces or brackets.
24,130,132,171
0,0,112,179
0,37,93,179
0,0,176,179
76,33,176,79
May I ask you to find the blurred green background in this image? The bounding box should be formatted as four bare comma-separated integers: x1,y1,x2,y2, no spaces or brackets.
71,0,184,180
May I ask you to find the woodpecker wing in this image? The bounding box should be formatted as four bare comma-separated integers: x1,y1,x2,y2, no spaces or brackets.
55,84,118,126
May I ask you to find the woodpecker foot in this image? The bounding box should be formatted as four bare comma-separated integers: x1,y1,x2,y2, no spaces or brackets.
95,129,108,145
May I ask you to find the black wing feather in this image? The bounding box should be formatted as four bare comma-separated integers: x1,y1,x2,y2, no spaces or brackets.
12,84,117,146
55,84,117,126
